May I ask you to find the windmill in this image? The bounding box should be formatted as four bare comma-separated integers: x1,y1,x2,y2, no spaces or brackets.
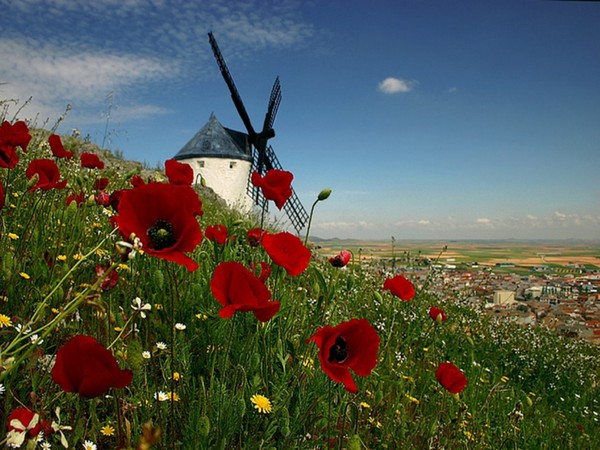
207,31,308,234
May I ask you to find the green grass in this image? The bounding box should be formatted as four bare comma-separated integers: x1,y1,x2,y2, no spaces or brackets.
1,125,599,449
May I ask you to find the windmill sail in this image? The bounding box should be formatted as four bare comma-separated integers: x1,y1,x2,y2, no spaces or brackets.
208,31,308,233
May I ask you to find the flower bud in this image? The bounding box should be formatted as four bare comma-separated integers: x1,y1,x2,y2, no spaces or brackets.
317,188,332,201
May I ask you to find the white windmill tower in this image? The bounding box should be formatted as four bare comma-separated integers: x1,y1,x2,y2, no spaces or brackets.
173,32,308,233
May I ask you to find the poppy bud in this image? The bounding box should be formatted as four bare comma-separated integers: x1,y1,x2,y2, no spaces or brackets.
317,188,332,201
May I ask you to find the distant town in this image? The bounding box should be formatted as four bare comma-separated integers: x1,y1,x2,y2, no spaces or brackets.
317,239,600,344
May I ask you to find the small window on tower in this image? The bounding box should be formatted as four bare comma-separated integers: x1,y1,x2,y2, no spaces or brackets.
229,161,237,169
198,161,205,168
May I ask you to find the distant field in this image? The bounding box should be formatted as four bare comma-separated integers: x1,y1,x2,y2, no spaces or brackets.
313,239,600,269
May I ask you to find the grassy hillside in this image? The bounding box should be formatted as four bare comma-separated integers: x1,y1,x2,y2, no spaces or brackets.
1,123,599,449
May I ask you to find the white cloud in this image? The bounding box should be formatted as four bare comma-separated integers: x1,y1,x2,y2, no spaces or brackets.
378,77,416,94
0,38,177,124
476,217,492,225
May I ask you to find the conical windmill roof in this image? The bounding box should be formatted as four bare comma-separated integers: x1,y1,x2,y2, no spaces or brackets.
173,113,252,162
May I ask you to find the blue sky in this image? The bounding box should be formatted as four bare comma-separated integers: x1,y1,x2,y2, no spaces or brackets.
1,0,599,240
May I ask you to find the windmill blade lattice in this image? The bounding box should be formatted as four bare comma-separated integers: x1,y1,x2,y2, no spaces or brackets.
247,145,308,233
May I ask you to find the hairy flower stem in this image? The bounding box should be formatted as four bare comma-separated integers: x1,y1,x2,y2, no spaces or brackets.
165,262,180,450
304,198,319,246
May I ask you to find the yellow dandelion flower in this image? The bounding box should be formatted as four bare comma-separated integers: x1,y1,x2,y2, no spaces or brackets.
500,376,509,383
405,394,420,405
1,295,7,302
173,372,181,381
154,303,163,310
360,402,371,409
195,313,208,320
114,327,123,332
166,392,180,402
100,424,115,436
0,314,13,328
250,394,272,414
73,253,84,261
401,375,415,383
117,263,129,271
7,233,19,240
19,272,30,280
51,308,60,314
57,255,67,262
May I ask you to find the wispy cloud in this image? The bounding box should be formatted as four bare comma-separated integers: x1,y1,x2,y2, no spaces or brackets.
378,77,417,94
0,0,315,124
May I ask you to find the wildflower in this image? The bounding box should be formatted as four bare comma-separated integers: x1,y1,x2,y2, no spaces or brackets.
116,234,143,260
250,261,272,283
165,159,193,185
500,375,510,383
30,334,44,345
429,307,448,323
80,152,104,169
251,169,293,209
261,231,311,276
93,178,109,191
175,323,186,331
210,261,280,322
51,335,133,398
405,394,420,404
0,383,5,395
113,182,203,271
307,318,380,394
205,224,229,245
40,441,52,449
0,313,12,328
172,372,181,381
154,391,168,401
0,120,31,168
142,351,151,359
66,192,86,206
247,227,264,246
195,313,208,320
166,391,180,402
25,159,68,191
48,134,74,159
19,272,31,280
435,362,468,394
383,275,415,301
82,439,97,450
6,407,44,448
95,264,118,291
8,232,18,240
131,297,151,318
360,401,371,409
329,250,352,268
250,394,273,414
100,425,115,436
57,255,67,262
156,341,167,350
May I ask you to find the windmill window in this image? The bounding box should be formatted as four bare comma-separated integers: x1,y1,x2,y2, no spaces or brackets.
229,161,237,169
197,161,205,168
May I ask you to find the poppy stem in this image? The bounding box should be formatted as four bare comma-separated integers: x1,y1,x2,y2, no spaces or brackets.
165,262,180,450
304,198,319,246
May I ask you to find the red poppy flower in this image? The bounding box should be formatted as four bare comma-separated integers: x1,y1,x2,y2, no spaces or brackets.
210,261,280,322
109,189,123,210
165,159,193,185
48,134,74,159
307,319,380,393
96,264,118,290
247,227,264,247
80,152,105,169
261,231,311,276
329,250,352,268
95,190,110,206
205,224,228,245
435,362,468,394
66,192,86,206
251,169,293,210
383,274,415,301
25,159,68,191
250,261,272,282
0,121,31,168
112,182,203,271
51,335,133,398
429,306,448,322
94,177,109,190
130,175,145,187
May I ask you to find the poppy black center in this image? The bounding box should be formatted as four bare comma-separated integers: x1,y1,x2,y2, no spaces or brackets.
328,336,348,364
147,219,176,250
